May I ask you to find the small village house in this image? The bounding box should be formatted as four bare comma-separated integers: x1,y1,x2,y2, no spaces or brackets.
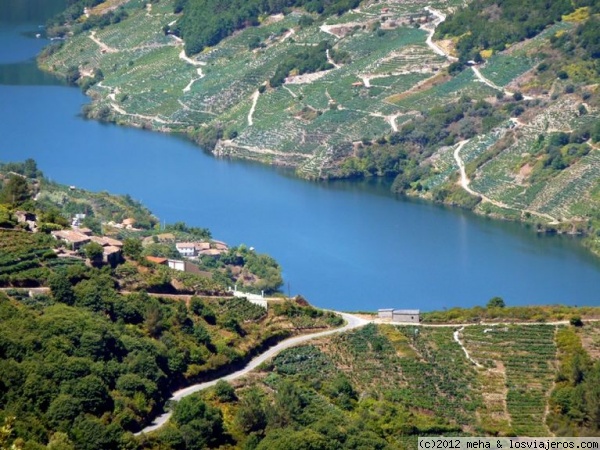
51,230,91,250
103,246,122,267
176,241,215,257
145,256,168,265
90,236,123,247
168,259,186,271
176,242,198,257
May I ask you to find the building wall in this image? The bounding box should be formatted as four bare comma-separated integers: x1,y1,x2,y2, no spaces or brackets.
378,310,394,319
177,247,196,257
168,260,186,271
392,313,420,324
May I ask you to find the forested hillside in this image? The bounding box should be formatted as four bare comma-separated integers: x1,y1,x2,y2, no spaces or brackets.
0,289,341,448
435,0,600,62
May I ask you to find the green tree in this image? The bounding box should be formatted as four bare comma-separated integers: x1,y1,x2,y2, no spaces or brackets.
22,158,40,178
255,428,334,450
0,174,30,206
584,362,600,425
214,380,236,402
48,272,75,305
123,237,143,260
46,395,82,428
172,395,225,449
47,431,75,450
487,297,505,308
236,388,267,434
81,216,102,234
570,316,583,327
84,242,104,265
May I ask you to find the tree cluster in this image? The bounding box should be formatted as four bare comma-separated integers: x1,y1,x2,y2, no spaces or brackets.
174,0,360,56
548,328,600,435
550,16,600,78
435,0,585,62
269,41,333,87
336,97,507,194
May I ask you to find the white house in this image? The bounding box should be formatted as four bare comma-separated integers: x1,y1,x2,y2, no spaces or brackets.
377,308,394,319
175,242,197,257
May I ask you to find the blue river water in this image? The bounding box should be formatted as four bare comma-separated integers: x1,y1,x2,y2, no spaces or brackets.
1,1,599,311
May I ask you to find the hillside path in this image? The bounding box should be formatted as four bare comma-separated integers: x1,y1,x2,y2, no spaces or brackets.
136,312,370,435
89,30,118,53
453,140,559,223
423,7,458,61
247,90,260,126
471,66,534,100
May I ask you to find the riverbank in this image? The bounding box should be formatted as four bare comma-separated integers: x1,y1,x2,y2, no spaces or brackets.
37,0,600,257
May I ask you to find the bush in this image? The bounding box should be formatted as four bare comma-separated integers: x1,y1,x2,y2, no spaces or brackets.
570,316,583,327
214,380,236,402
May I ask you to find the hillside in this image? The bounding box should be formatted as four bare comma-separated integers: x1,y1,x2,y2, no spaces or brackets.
0,166,345,447
37,0,600,250
138,319,600,449
2,160,600,447
0,159,286,295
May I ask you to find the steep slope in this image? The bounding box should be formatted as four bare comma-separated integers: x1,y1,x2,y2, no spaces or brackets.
38,0,600,248
140,321,600,449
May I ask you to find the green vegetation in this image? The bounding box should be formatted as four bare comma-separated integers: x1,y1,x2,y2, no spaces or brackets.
0,160,347,448
269,41,333,87
335,96,509,192
462,325,556,436
1,159,158,231
422,304,600,324
547,325,600,435
143,324,480,449
0,284,340,448
138,318,600,448
0,231,59,287
436,0,598,62
175,0,360,55
35,0,600,252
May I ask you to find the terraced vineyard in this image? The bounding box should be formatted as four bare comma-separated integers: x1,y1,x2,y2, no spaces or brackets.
0,230,68,287
169,322,574,449
40,0,600,239
39,0,461,171
460,325,558,436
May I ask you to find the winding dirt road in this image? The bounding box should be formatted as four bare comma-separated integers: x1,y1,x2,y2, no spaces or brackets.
136,312,370,435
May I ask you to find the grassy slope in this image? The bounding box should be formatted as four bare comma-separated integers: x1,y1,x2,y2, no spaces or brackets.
39,0,600,238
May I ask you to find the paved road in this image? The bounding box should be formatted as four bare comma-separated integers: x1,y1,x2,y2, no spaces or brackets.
136,312,371,435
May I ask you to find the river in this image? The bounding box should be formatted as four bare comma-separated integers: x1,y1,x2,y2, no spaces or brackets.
1,0,599,312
